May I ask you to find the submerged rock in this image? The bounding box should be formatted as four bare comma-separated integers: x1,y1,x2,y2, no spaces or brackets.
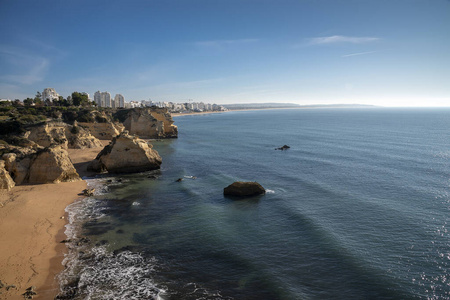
88,131,162,173
224,181,266,197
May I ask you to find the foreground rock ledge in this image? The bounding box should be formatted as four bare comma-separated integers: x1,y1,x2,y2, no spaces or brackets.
88,131,162,173
224,181,266,197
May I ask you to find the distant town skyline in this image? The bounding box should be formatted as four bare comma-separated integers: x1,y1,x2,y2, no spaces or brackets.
1,0,449,107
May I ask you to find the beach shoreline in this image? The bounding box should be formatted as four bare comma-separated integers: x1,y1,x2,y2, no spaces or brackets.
0,144,105,300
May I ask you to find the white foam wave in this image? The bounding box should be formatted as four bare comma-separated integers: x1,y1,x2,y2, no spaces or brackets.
59,176,165,299
265,189,275,194
59,244,164,299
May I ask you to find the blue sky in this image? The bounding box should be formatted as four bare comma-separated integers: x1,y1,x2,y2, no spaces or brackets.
1,0,449,106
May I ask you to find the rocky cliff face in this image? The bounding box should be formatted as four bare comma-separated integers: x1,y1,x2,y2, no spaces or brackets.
28,146,81,183
78,122,124,140
1,145,81,186
65,122,103,149
88,131,162,173
0,160,15,190
118,108,177,139
23,121,103,150
25,122,68,149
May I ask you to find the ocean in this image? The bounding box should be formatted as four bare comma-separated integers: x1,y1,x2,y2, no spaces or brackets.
57,108,450,299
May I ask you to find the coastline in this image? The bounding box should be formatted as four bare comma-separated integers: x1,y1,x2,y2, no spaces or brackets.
0,145,104,299
171,107,305,117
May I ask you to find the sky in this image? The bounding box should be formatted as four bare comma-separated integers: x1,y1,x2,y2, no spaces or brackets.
0,0,449,106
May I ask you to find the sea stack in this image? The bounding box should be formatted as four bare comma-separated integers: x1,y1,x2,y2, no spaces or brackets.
88,131,162,173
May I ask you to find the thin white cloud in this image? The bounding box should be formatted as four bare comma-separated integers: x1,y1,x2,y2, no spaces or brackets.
195,39,259,48
0,46,49,85
342,51,377,58
308,35,380,45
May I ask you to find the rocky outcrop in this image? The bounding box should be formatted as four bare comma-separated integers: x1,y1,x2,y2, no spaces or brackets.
22,121,103,150
2,150,34,185
88,131,162,173
25,122,68,149
28,146,80,183
0,160,15,190
224,182,266,197
1,145,81,185
65,122,103,149
78,122,124,140
117,108,177,139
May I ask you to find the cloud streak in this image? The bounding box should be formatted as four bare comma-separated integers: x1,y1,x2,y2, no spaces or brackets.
308,35,380,45
342,51,377,58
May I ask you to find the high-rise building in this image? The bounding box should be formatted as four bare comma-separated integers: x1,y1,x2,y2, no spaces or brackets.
103,92,111,107
94,91,102,107
94,91,112,107
114,94,125,108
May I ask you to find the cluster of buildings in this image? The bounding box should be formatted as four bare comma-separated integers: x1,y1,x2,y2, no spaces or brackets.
128,100,227,113
15,88,227,112
93,91,124,108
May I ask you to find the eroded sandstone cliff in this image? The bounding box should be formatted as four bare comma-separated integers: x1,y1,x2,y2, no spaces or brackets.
78,121,124,140
1,145,81,185
88,131,162,173
116,107,177,139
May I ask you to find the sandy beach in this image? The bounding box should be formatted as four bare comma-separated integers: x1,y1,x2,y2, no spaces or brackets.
0,144,105,300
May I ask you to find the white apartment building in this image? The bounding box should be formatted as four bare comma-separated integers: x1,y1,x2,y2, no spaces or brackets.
114,94,125,108
94,91,112,107
42,88,60,102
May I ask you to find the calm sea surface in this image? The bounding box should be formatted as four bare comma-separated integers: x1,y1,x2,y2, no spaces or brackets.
58,108,450,299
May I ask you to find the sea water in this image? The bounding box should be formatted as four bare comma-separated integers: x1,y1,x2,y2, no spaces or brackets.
58,108,450,299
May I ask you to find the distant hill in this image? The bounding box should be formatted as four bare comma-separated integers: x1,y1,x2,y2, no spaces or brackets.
222,103,376,110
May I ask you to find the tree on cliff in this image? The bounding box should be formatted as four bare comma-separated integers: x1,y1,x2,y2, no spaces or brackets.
71,92,90,106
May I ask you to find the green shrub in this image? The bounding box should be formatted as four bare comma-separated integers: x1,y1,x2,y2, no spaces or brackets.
71,126,81,134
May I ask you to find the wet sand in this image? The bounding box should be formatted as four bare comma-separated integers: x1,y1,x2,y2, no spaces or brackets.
0,144,106,299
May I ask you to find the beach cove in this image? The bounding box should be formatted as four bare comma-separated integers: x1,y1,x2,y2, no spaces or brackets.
0,145,103,299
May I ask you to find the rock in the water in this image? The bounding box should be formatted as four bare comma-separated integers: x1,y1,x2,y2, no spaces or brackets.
224,181,265,197
28,146,81,184
88,131,162,173
275,145,290,150
175,178,183,182
82,188,95,196
0,160,15,190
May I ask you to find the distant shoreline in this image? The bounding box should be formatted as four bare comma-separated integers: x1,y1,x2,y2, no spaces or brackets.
171,105,377,117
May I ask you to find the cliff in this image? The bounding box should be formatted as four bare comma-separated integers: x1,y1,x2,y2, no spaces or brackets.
0,107,177,190
115,107,178,139
1,145,81,185
77,121,124,140
25,122,68,149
